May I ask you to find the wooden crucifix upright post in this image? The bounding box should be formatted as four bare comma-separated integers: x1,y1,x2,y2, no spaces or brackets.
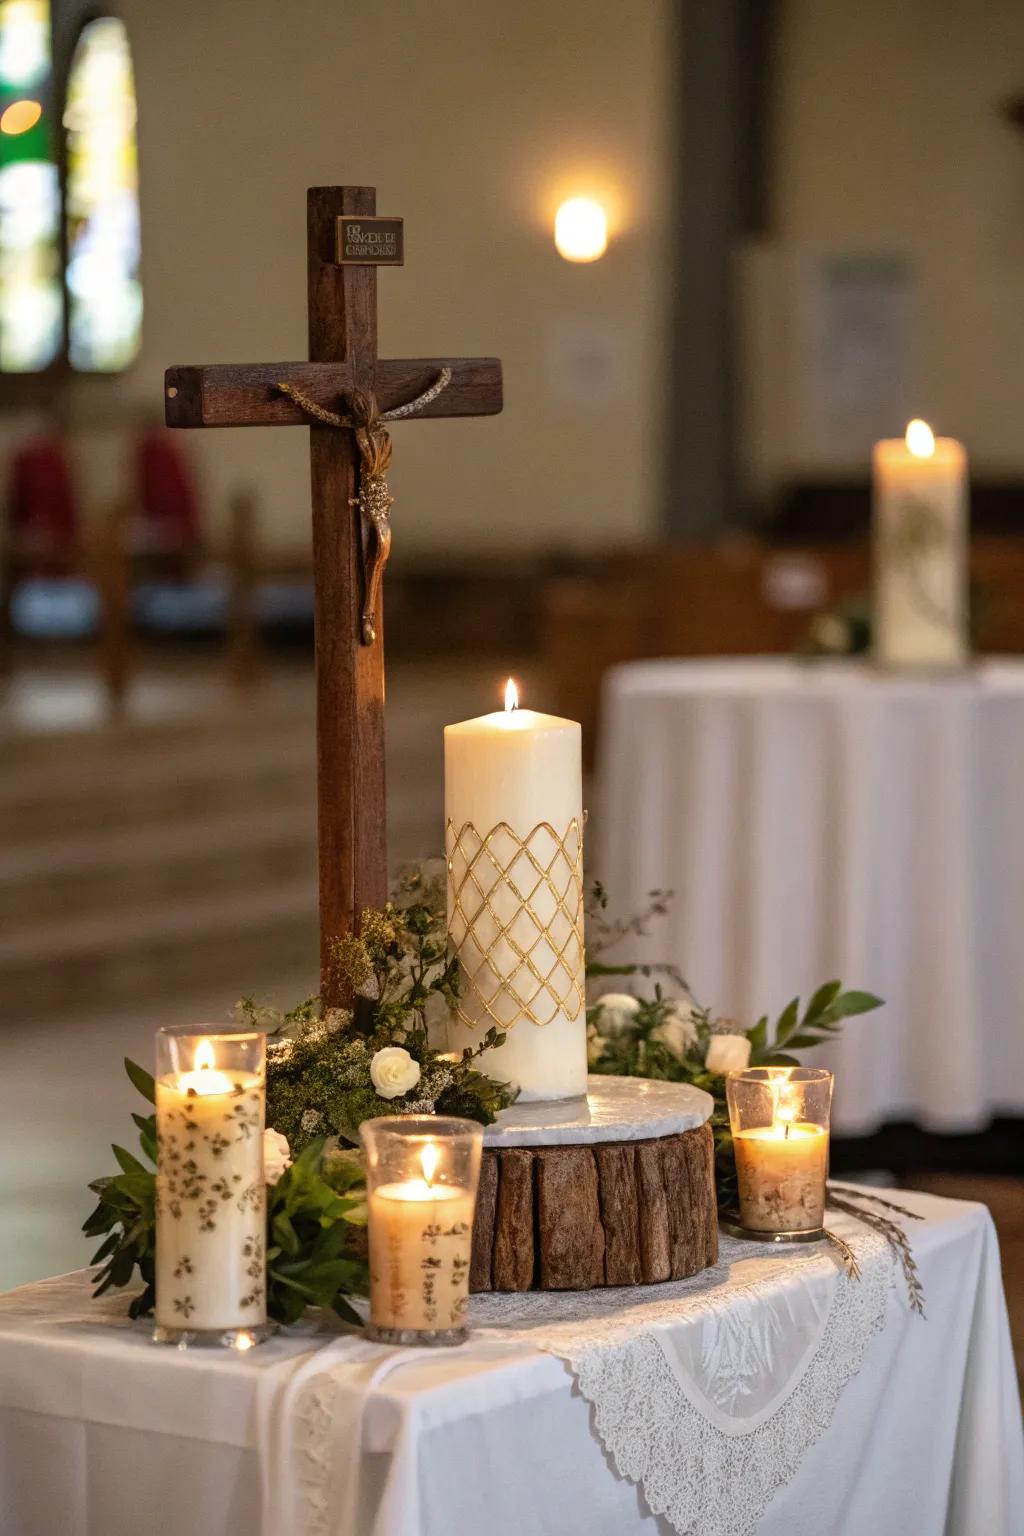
164,186,502,1002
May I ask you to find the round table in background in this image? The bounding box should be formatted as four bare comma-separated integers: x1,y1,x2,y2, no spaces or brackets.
596,657,1024,1135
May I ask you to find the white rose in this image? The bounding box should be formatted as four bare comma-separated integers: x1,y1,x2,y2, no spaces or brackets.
592,993,641,1037
586,1024,608,1067
370,1046,422,1101
705,1033,752,1074
650,998,699,1062
263,1128,292,1185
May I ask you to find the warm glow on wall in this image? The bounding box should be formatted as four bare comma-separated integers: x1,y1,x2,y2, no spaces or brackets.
554,197,608,262
0,95,39,133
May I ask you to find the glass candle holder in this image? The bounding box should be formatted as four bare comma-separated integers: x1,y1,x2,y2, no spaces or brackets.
725,1067,833,1242
153,1025,274,1348
361,1116,483,1346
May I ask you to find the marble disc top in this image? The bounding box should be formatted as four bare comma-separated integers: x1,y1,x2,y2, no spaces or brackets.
483,1074,714,1148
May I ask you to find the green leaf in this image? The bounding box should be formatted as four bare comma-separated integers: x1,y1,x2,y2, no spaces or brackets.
824,990,884,1020
124,1058,156,1105
112,1144,147,1176
772,997,801,1049
802,980,842,1024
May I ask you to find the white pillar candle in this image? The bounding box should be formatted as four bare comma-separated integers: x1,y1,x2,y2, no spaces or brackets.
155,1035,266,1335
368,1175,475,1333
873,419,968,669
445,680,587,1102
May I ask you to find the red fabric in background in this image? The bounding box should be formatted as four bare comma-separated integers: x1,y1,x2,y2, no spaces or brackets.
136,428,202,554
6,435,79,572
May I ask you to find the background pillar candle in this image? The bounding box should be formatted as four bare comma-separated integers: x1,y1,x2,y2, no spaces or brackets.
445,681,587,1103
873,420,969,669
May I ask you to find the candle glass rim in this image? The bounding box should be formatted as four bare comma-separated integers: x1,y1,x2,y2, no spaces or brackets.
155,1023,264,1044
727,1066,833,1085
360,1114,484,1141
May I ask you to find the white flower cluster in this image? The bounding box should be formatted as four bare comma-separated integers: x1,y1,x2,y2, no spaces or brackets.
588,992,701,1066
588,992,752,1075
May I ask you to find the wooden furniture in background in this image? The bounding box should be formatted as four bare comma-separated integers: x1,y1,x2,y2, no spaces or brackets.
92,498,133,717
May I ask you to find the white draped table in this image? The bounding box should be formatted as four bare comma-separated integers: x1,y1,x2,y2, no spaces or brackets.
1,1191,1020,1536
597,657,1024,1134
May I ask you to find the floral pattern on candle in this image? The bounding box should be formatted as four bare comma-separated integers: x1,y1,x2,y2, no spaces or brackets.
155,1032,267,1334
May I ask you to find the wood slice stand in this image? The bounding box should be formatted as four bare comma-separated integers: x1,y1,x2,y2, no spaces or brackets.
470,1077,718,1292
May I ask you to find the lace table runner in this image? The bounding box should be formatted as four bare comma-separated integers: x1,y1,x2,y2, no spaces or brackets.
472,1217,892,1536
268,1212,893,1536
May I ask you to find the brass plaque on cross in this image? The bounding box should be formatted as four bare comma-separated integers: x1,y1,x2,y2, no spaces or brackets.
334,215,404,265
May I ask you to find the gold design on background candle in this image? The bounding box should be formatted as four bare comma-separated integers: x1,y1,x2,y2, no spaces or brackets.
446,815,585,1029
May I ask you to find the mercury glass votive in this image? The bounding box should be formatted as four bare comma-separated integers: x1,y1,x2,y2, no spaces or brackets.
725,1067,833,1242
361,1116,483,1346
153,1025,275,1348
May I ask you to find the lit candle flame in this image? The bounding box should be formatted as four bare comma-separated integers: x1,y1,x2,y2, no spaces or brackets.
504,678,519,713
905,419,936,459
420,1141,440,1186
195,1039,216,1072
773,1076,799,1139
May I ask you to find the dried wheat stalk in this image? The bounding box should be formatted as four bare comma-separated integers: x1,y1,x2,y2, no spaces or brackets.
826,1186,926,1316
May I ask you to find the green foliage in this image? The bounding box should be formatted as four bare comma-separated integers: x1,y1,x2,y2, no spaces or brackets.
259,868,517,1152
584,882,690,992
83,1061,369,1325
590,983,883,1211
265,1140,367,1327
82,1061,158,1319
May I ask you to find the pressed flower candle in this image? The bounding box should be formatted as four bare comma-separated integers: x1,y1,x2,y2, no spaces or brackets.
154,1026,272,1346
361,1116,483,1345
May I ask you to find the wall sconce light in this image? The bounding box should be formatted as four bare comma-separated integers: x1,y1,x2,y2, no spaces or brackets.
554,197,608,262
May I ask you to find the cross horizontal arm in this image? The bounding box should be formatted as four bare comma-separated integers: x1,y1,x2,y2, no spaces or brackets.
164,357,502,429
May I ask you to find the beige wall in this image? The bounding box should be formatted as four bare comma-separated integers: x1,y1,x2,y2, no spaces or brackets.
52,0,673,554
741,0,1024,503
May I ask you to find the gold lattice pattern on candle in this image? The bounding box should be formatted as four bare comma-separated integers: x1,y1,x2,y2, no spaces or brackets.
446,818,585,1030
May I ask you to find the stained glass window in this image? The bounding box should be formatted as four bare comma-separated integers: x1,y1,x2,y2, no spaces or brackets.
0,0,62,371
64,15,141,371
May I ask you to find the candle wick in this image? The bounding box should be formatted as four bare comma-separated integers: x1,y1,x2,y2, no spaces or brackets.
784,1122,789,1139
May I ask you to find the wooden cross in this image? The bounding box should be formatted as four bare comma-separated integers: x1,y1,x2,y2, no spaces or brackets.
164,186,502,999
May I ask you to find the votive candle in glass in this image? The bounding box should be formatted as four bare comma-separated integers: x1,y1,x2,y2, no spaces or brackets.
153,1026,273,1347
361,1116,483,1346
726,1067,833,1240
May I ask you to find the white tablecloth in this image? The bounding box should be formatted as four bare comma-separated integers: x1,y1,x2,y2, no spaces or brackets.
596,657,1024,1134
1,1192,1020,1536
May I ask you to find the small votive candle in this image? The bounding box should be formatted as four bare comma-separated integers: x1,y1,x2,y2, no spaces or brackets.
153,1026,274,1348
726,1068,833,1240
361,1116,483,1346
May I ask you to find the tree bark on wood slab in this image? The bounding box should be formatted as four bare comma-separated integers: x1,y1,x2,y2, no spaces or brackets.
471,1121,717,1292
